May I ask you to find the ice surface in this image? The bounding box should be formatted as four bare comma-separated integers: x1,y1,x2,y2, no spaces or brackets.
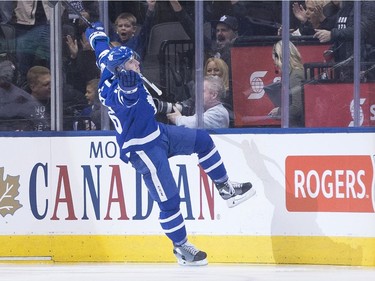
0,263,375,281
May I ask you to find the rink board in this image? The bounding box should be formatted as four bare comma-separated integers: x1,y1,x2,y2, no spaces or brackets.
0,235,374,266
0,131,374,265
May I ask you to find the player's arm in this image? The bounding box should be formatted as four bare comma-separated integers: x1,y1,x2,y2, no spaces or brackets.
85,22,111,71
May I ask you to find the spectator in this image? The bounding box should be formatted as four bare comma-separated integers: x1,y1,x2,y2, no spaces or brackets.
26,65,85,131
212,15,238,52
62,1,100,93
205,57,229,91
204,57,233,124
74,78,101,130
167,75,229,129
111,0,156,60
14,1,52,87
154,57,232,124
76,32,101,89
268,40,304,127
169,0,238,67
63,24,81,89
26,65,51,131
202,1,282,36
314,1,375,80
0,60,39,131
179,57,233,125
206,14,239,71
64,24,100,94
291,0,338,36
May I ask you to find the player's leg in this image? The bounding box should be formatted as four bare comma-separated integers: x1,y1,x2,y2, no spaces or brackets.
164,124,256,208
161,124,228,182
129,146,207,266
158,194,207,266
194,129,256,207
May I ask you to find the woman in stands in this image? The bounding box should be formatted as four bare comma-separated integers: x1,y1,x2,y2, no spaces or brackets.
268,40,305,127
204,57,233,126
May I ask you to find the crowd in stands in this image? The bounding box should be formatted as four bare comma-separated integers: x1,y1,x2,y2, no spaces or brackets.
1,0,375,131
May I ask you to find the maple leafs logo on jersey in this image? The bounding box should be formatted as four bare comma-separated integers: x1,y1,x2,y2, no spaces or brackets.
0,167,23,217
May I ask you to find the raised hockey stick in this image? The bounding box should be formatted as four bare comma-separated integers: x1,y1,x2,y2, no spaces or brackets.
138,74,162,96
61,0,163,96
61,0,94,28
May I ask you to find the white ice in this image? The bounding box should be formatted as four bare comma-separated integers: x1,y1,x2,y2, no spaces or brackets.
1,263,375,281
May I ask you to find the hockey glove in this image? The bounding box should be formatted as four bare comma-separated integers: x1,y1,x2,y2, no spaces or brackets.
85,22,109,49
118,70,142,94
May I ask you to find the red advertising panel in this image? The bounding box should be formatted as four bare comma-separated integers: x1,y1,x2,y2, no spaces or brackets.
231,44,330,127
286,155,375,213
304,83,375,127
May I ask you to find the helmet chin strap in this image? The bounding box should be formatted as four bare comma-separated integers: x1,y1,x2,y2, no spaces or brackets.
115,65,125,73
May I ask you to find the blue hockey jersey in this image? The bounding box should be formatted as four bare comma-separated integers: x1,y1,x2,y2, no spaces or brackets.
94,41,160,162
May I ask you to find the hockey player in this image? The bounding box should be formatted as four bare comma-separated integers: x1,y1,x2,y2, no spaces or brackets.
85,22,255,266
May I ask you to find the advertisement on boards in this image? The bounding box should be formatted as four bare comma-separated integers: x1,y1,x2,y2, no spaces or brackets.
0,133,374,238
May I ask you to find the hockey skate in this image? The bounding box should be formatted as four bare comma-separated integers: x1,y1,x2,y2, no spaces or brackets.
216,180,255,208
173,241,208,266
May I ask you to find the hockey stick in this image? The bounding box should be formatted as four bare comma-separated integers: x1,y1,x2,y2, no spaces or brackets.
61,0,94,28
138,74,162,96
61,0,163,96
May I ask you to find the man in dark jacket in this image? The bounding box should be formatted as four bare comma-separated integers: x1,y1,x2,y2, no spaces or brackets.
314,1,375,81
0,60,41,131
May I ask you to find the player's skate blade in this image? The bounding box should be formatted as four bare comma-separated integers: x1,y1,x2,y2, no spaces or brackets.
227,184,256,208
216,181,256,208
227,182,256,208
176,258,208,266
173,242,208,266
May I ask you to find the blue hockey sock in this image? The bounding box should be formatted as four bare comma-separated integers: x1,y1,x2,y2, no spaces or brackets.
158,194,187,245
194,130,228,183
